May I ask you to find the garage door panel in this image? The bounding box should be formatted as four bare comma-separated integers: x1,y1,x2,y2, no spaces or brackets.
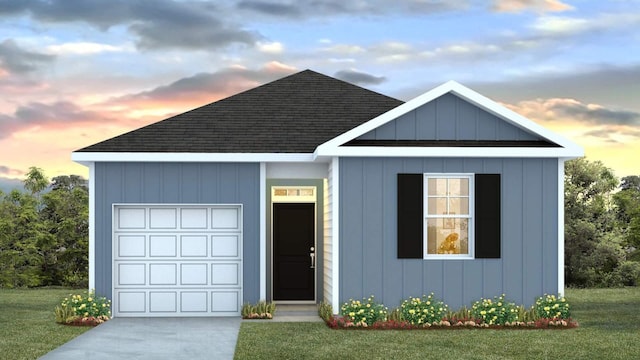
149,235,177,257
118,292,146,313
118,208,146,229
181,235,208,257
149,291,177,313
181,291,208,312
181,263,208,285
212,291,239,313
180,208,208,229
149,264,177,285
118,263,146,285
149,208,177,229
211,235,239,257
211,263,239,285
118,235,146,257
114,205,242,317
211,208,239,229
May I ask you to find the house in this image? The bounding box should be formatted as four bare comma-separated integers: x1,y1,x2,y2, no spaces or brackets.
72,70,583,317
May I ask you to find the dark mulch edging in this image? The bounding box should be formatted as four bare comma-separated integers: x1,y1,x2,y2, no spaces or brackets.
324,317,578,330
60,317,110,327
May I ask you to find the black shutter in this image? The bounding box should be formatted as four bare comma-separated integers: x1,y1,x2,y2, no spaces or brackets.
397,174,423,258
475,174,501,258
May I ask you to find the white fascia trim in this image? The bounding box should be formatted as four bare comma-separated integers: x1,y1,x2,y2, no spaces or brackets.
331,157,340,314
88,162,95,292
316,80,583,156
558,158,566,296
71,152,317,163
259,162,267,301
320,146,584,158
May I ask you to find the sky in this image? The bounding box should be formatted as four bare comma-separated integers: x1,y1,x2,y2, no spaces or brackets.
1,0,639,192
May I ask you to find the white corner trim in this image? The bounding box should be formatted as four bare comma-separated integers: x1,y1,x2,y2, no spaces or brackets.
315,80,583,156
71,152,317,163
558,158,566,296
317,146,584,158
259,162,267,301
88,162,95,291
331,157,340,314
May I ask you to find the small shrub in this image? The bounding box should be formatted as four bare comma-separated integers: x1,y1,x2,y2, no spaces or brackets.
470,294,518,325
242,301,276,319
388,307,403,322
56,289,110,326
340,296,388,327
62,290,111,319
54,304,78,324
447,306,472,322
400,293,448,326
515,305,540,323
534,294,571,319
318,302,334,322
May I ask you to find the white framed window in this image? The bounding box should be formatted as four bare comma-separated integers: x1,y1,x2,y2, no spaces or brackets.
424,174,474,259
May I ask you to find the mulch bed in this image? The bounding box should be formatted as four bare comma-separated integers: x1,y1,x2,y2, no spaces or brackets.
325,317,578,330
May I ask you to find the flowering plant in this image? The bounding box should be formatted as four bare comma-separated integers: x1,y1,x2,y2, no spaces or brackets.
340,296,388,327
534,294,571,319
56,289,111,325
470,294,518,325
400,293,448,326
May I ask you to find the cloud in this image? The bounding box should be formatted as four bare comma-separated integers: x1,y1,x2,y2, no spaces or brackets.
531,12,640,37
466,64,640,112
492,0,573,13
0,39,55,74
46,42,131,55
108,63,298,108
0,0,259,50
234,0,465,18
0,101,114,139
547,99,640,126
236,1,301,17
0,176,23,193
0,165,21,175
257,41,284,54
507,98,640,126
334,69,386,86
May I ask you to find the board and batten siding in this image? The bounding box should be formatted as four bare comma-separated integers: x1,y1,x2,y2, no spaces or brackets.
323,161,334,305
339,157,558,309
357,93,540,141
93,162,260,303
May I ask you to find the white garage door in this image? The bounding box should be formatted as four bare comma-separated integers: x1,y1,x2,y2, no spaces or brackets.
113,205,242,317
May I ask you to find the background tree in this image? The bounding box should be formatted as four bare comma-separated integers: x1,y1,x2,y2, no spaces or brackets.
564,159,640,286
613,176,640,262
0,170,88,288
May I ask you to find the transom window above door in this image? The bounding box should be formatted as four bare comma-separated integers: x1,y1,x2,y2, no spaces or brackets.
271,186,316,202
424,174,474,259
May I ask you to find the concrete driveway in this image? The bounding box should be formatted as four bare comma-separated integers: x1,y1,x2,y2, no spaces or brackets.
40,317,241,360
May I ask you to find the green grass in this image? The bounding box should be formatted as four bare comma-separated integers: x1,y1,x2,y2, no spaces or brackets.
0,288,90,360
235,288,640,360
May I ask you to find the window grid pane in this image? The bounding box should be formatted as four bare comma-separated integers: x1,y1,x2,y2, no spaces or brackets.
425,175,472,256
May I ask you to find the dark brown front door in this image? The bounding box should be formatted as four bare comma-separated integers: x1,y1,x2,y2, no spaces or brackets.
273,203,315,301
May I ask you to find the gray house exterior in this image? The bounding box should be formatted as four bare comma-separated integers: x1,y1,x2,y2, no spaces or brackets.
73,70,583,316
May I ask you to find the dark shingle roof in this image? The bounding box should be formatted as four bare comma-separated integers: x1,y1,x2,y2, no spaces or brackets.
78,70,403,153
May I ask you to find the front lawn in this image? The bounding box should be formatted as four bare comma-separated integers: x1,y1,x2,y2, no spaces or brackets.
0,288,90,360
235,287,640,360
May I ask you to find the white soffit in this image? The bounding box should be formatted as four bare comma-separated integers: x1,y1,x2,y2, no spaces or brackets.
315,80,584,158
